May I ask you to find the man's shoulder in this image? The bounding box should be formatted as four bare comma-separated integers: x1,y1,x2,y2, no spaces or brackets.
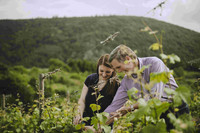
140,56,163,64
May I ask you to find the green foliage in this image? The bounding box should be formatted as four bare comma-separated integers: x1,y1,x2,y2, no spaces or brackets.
0,66,36,104
0,95,77,133
0,16,199,70
149,43,160,51
150,71,172,84
165,85,191,107
0,99,40,132
111,84,195,133
141,121,167,133
90,112,111,132
160,53,181,64
190,79,200,131
67,58,96,73
173,66,185,77
0,65,198,132
48,58,71,72
167,113,195,133
90,104,101,112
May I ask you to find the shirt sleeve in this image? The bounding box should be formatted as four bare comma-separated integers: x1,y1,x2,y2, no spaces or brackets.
104,78,128,113
84,73,98,87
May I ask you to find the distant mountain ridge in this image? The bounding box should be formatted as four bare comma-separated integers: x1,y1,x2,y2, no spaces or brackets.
0,16,200,68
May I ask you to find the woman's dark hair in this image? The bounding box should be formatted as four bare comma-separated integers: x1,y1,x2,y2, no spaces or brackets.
96,54,120,95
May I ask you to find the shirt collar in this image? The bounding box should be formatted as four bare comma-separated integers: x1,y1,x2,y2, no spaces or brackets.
137,57,143,70
131,57,144,79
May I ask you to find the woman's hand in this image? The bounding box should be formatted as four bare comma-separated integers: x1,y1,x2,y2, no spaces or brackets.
73,115,81,125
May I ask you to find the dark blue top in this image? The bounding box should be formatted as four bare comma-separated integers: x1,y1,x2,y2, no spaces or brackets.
83,73,119,125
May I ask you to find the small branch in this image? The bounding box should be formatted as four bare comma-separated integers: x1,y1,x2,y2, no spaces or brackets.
43,68,61,79
142,21,160,44
100,32,120,45
146,0,168,16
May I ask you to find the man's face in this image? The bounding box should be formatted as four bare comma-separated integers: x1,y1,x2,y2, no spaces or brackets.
111,58,134,73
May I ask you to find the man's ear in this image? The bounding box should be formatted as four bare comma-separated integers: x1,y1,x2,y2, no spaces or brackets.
125,56,131,60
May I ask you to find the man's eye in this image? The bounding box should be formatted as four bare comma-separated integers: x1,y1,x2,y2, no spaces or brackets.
106,71,111,73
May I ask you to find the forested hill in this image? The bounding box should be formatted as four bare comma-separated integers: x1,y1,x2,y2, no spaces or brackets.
0,16,200,68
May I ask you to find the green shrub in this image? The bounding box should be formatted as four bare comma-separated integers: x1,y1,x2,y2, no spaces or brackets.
69,73,81,80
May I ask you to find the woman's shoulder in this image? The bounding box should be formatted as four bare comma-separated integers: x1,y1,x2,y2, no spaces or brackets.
86,73,98,80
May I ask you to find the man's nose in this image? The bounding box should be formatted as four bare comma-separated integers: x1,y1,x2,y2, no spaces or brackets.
117,69,122,73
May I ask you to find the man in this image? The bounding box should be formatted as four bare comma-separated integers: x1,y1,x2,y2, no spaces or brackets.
104,44,189,130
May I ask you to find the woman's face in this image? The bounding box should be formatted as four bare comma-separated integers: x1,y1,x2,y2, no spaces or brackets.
98,65,114,80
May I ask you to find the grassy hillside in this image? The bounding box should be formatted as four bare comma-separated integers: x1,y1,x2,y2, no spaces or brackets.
0,16,200,68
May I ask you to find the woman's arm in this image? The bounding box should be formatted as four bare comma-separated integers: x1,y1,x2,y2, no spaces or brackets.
73,84,88,125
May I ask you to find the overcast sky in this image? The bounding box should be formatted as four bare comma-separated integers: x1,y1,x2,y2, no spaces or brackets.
0,0,199,32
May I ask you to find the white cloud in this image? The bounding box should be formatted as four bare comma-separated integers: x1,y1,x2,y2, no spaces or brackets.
0,0,29,19
167,0,200,32
0,0,199,32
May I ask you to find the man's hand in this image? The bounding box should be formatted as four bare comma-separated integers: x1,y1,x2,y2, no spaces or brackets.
105,107,130,125
116,106,131,115
106,104,138,125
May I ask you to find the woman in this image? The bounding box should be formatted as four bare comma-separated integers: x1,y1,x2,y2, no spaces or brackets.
73,54,120,126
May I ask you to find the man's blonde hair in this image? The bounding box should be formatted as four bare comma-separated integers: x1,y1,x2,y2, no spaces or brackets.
109,45,137,63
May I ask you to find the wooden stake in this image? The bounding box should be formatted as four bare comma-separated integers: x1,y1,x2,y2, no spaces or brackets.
1,94,5,110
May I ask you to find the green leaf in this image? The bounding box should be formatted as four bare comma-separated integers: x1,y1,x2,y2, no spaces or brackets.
138,65,151,74
128,104,150,121
173,94,182,107
82,117,90,122
96,113,104,123
164,88,176,95
160,53,168,60
169,54,181,64
127,87,138,100
150,71,172,84
138,98,147,108
96,94,104,101
141,121,167,133
167,113,176,123
160,54,180,64
124,60,129,64
96,112,109,123
149,43,160,50
16,128,21,133
149,30,158,35
101,125,111,133
175,86,191,105
169,56,175,64
75,123,85,130
148,99,170,120
90,104,101,112
91,117,98,129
